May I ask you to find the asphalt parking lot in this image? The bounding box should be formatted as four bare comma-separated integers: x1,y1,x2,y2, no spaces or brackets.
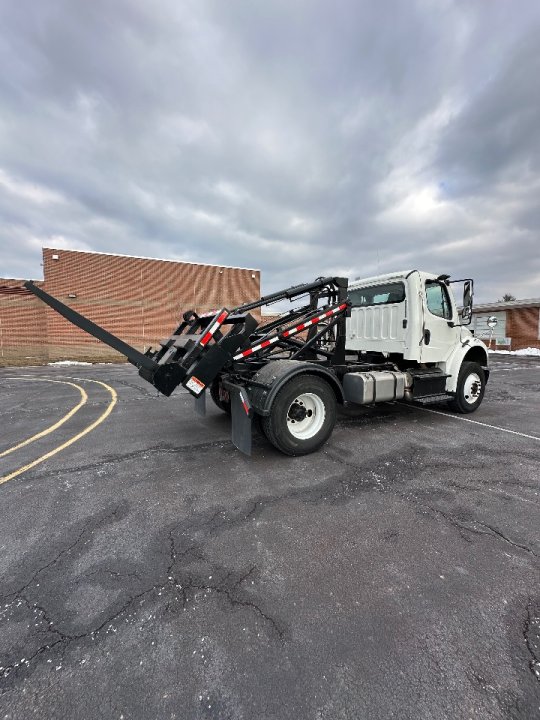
1,355,539,720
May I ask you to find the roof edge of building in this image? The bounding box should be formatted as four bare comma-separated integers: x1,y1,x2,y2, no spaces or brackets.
474,298,540,312
42,247,260,273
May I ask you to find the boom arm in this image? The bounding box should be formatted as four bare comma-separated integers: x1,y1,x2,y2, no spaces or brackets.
24,281,157,371
24,275,349,398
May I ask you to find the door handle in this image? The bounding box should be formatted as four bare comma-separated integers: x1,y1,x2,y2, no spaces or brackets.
424,329,431,345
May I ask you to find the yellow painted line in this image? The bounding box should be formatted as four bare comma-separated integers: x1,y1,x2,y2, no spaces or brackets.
0,379,88,458
0,378,117,485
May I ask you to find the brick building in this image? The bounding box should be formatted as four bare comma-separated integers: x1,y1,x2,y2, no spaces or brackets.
0,248,260,366
472,298,540,350
0,278,48,365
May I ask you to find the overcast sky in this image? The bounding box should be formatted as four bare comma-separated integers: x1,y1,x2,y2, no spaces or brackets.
1,0,539,301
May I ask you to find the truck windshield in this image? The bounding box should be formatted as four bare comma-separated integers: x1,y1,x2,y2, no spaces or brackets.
348,282,405,307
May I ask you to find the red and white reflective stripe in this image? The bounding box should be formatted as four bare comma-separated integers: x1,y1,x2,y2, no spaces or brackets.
282,303,348,338
233,302,348,360
233,335,280,360
239,391,250,416
200,310,229,346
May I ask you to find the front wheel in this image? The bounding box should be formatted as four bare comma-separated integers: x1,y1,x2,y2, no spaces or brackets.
261,375,337,456
448,361,486,413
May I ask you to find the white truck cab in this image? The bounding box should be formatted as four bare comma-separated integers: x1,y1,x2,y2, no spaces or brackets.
345,270,489,409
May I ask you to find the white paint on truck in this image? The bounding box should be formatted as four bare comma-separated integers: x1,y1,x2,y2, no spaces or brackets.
346,270,488,393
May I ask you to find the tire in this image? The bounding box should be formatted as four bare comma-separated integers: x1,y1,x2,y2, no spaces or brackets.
210,378,231,415
261,375,337,456
448,361,486,414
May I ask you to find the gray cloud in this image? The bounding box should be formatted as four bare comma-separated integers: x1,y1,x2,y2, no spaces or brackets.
0,0,539,300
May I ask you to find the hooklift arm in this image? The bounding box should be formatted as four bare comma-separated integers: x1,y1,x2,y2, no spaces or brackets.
24,279,238,396
24,281,156,372
24,276,349,401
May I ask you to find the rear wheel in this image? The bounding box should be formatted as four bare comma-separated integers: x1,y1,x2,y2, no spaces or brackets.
210,378,231,415
448,361,485,413
261,375,336,456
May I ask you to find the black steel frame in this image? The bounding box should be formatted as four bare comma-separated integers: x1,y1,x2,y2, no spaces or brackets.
24,276,350,398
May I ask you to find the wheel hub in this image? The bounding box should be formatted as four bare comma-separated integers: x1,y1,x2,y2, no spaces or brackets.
463,372,482,404
288,401,309,422
286,393,325,439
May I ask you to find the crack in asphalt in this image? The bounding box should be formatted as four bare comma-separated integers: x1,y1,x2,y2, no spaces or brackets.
420,505,538,557
162,505,283,639
165,558,284,640
15,441,237,482
473,521,537,557
448,481,539,503
323,445,538,557
1,520,95,607
0,506,125,604
1,430,537,696
110,378,160,399
1,500,284,690
188,577,283,640
1,582,162,683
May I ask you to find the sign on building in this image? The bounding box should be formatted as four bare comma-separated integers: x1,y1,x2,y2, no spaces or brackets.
473,311,506,339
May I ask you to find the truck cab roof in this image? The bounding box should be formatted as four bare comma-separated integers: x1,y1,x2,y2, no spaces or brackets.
348,270,440,289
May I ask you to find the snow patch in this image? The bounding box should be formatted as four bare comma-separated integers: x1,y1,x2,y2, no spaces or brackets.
47,360,93,366
488,347,540,357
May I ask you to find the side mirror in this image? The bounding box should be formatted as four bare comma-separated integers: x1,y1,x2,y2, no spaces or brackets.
461,280,473,322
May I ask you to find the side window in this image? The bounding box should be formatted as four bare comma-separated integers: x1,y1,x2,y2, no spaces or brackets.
348,282,405,307
425,281,452,319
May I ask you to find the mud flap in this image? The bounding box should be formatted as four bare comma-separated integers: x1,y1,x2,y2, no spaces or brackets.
228,385,253,456
194,391,206,417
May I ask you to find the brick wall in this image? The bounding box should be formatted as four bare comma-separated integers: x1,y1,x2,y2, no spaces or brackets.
506,307,540,350
260,312,283,327
1,249,260,365
0,279,48,366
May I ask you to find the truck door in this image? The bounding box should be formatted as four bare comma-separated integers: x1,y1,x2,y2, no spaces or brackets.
420,280,459,363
